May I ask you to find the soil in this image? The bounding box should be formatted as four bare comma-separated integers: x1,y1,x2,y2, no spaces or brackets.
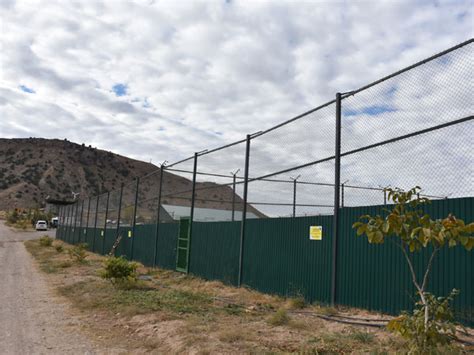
0,221,102,354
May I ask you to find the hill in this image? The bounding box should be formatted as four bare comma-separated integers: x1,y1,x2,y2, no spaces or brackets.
0,138,261,217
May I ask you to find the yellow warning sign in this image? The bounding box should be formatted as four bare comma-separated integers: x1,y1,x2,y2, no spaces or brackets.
128,230,132,238
309,226,323,240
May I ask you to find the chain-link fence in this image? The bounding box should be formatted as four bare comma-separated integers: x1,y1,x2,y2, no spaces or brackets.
57,38,473,269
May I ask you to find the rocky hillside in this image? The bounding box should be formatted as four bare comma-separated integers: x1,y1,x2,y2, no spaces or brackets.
0,138,262,216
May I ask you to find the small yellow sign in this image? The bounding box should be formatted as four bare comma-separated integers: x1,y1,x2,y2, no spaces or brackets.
128,230,132,238
309,226,323,240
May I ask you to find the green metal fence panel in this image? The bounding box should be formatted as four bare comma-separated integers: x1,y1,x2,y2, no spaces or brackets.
155,223,179,270
103,228,117,255
94,228,105,254
242,215,334,304
132,224,156,266
83,228,95,251
337,197,473,326
190,221,241,286
115,226,131,259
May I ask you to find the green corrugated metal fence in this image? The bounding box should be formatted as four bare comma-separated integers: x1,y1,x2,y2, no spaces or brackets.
190,221,241,285
243,215,333,303
56,197,473,325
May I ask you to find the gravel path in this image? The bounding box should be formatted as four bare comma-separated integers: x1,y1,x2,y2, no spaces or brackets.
0,221,97,354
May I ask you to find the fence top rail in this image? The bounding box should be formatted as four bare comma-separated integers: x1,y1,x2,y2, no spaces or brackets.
342,38,473,99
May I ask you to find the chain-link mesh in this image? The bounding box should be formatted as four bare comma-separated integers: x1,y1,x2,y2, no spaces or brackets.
160,158,195,223
118,180,136,227
247,103,336,217
136,170,161,225
106,189,121,229
340,41,473,205
187,141,247,222
64,40,473,236
96,193,108,229
88,196,98,228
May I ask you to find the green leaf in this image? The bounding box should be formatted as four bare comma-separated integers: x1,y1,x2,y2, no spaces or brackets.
375,231,384,243
448,239,457,248
356,225,365,236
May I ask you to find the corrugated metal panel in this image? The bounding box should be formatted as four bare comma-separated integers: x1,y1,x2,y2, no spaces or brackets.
132,224,156,266
155,223,179,270
243,215,333,304
190,221,240,285
337,197,473,325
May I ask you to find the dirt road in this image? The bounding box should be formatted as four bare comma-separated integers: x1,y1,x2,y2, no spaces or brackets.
0,221,97,354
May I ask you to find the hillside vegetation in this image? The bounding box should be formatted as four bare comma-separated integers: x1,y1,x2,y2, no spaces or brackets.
0,138,252,214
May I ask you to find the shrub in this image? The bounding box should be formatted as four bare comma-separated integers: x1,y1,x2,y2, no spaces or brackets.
268,308,289,326
39,235,53,247
100,256,138,287
68,243,88,263
288,295,306,310
55,244,64,253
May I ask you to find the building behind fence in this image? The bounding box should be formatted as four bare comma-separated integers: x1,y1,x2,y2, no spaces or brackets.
57,39,473,325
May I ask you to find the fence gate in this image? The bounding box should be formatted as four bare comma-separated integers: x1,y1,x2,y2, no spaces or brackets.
176,217,191,273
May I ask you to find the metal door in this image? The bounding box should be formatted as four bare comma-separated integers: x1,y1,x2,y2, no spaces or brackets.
176,217,191,272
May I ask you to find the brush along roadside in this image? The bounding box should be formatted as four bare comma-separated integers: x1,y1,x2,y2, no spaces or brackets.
25,239,473,353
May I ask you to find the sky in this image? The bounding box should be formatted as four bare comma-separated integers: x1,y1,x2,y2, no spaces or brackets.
1,0,473,216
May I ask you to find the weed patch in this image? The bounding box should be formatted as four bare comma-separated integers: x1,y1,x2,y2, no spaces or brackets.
39,235,53,247
268,308,290,326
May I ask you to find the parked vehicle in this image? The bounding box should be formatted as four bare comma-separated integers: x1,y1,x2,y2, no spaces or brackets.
50,217,59,228
35,220,48,231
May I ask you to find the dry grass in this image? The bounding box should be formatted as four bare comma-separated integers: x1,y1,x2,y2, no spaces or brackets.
25,239,472,354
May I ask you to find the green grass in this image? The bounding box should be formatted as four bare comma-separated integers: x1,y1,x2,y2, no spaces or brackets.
267,308,290,326
59,279,213,317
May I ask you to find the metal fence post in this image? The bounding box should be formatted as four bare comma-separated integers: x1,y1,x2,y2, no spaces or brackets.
130,178,140,260
341,183,345,208
384,190,387,205
238,134,251,287
92,196,99,253
85,198,91,243
73,201,80,244
114,183,124,256
331,92,342,306
153,166,165,267
290,175,300,218
293,179,297,217
64,204,73,243
78,199,84,243
186,153,198,273
102,192,110,255
57,206,62,239
231,172,237,222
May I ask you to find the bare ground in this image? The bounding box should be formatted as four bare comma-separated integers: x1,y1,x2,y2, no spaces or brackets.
0,221,109,354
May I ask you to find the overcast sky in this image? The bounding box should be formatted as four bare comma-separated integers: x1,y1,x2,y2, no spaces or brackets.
1,0,473,215
1,0,472,161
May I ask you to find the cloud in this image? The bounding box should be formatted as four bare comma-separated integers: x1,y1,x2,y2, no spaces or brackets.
0,0,473,216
